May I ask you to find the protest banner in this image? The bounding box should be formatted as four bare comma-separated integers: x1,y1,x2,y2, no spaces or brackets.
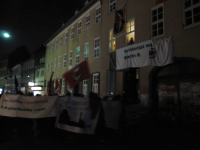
56,96,99,134
0,93,58,118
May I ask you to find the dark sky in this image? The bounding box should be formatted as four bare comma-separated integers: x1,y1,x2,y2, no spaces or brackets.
0,0,86,57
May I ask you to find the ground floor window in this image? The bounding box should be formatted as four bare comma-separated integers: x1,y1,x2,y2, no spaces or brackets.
92,73,99,94
83,80,88,95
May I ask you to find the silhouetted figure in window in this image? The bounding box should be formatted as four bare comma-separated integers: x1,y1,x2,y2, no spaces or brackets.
129,37,134,45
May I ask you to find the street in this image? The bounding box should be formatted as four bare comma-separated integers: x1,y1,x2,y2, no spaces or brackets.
0,116,199,150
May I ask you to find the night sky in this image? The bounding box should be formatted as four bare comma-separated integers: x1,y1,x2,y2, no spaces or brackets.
0,0,86,57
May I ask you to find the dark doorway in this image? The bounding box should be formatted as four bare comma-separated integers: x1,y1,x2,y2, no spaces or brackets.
123,68,139,102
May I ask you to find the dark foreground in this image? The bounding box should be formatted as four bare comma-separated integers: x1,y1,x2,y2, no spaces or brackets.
0,116,200,150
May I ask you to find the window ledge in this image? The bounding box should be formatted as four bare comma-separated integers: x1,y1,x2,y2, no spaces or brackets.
183,22,200,30
151,34,165,40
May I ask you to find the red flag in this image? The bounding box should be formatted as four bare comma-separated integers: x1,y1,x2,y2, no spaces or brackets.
113,5,126,35
47,72,54,96
54,78,60,94
62,60,90,88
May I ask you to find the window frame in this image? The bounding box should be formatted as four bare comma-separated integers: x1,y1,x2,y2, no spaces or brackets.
51,43,54,52
84,42,89,60
46,62,49,73
109,29,116,52
183,0,200,28
69,51,73,66
83,79,88,95
65,31,68,43
151,3,164,38
63,53,67,68
95,6,101,23
59,36,62,47
85,14,90,30
109,0,116,13
58,56,61,70
76,47,80,64
92,73,99,94
77,20,82,35
54,58,56,71
70,26,74,40
50,61,53,73
126,18,135,46
55,40,58,50
94,37,100,58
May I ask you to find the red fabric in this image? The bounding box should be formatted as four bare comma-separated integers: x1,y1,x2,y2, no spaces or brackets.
47,72,54,96
62,60,90,88
54,78,60,94
156,0,168,4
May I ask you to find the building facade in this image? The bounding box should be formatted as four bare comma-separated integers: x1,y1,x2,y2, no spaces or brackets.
44,0,200,122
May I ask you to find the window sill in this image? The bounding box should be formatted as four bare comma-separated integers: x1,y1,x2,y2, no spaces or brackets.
183,22,200,30
93,57,99,59
151,34,165,40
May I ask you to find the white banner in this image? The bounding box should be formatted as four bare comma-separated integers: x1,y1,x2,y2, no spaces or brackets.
116,37,173,70
56,96,100,134
0,94,58,118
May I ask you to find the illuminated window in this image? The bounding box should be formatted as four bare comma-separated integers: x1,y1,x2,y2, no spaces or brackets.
84,42,89,60
86,14,90,30
76,47,80,64
109,29,116,52
183,0,200,27
151,4,164,37
126,18,135,45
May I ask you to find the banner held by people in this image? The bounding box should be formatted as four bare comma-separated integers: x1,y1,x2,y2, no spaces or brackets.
56,96,100,134
0,93,58,118
62,60,90,88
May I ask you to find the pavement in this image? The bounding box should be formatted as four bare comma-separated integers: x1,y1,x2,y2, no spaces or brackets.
0,115,200,150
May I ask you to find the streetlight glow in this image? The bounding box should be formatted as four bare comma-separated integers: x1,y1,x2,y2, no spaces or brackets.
0,30,10,38
4,33,10,38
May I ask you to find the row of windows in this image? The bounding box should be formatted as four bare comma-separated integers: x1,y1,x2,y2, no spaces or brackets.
22,60,35,71
151,1,200,38
46,38,100,73
47,6,102,55
35,68,45,78
60,73,99,95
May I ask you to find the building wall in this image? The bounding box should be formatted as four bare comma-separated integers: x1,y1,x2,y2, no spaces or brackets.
44,0,200,100
45,0,102,96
